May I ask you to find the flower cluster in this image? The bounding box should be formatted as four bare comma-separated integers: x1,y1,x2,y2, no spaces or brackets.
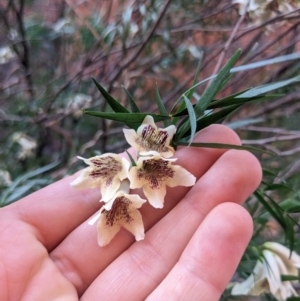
71,115,196,246
233,0,299,25
231,242,300,301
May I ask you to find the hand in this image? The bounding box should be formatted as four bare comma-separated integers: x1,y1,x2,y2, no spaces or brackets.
0,125,261,301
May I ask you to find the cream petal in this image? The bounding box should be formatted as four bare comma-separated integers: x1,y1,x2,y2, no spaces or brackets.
128,167,143,189
123,128,138,149
97,213,121,247
262,250,282,294
124,115,176,158
129,155,195,208
72,153,129,201
141,115,156,127
122,209,145,241
101,176,121,202
264,242,300,269
70,168,99,189
96,194,146,246
143,184,167,209
166,165,196,188
231,260,265,296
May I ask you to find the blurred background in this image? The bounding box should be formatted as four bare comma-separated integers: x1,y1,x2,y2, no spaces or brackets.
1,0,300,299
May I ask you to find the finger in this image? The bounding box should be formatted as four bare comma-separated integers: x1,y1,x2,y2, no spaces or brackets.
80,149,261,300
2,125,240,251
50,125,242,294
146,203,253,301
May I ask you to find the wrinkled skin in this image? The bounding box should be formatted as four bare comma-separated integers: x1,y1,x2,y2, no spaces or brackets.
0,125,262,301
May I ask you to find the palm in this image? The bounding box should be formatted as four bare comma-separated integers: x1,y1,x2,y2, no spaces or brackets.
0,125,261,301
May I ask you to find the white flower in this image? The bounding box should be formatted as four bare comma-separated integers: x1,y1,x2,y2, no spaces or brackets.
88,180,146,246
233,0,261,15
0,170,12,186
11,132,37,159
231,242,300,301
65,93,92,118
233,0,299,24
52,17,75,34
128,151,196,208
123,115,176,158
70,154,130,201
0,46,15,64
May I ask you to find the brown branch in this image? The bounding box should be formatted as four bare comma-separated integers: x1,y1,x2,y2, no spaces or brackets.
107,0,173,87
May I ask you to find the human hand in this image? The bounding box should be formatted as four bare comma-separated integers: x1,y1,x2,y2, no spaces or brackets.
0,125,262,301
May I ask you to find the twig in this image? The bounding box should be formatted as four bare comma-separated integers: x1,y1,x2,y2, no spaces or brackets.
108,0,172,86
209,6,247,79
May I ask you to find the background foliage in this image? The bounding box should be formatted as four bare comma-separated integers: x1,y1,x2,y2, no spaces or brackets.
0,0,300,299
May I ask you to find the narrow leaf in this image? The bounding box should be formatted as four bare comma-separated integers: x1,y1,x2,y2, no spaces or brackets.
83,110,170,124
125,150,136,167
254,191,286,229
285,216,295,253
92,77,129,113
194,49,242,117
183,95,197,146
236,75,300,98
281,275,300,282
121,86,141,113
186,54,203,100
196,105,241,136
177,49,242,138
155,84,171,127
176,141,275,155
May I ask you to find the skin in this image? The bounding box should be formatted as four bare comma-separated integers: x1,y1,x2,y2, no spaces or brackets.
0,125,262,301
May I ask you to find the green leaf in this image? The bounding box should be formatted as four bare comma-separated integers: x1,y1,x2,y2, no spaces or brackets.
83,110,170,124
208,94,280,110
193,49,242,117
254,190,286,229
192,104,241,134
287,206,300,213
183,95,197,146
264,183,294,192
176,49,242,139
0,161,59,207
92,77,129,113
226,118,265,130
186,54,203,100
125,150,136,167
236,75,300,98
155,84,171,127
176,141,274,155
231,52,300,73
121,86,141,113
285,216,295,253
282,275,300,282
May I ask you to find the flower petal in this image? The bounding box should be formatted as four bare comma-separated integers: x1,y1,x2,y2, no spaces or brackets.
264,242,300,270
123,115,176,158
96,192,146,246
70,153,130,201
129,154,195,208
97,212,121,247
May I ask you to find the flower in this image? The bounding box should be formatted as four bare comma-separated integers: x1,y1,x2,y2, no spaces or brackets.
11,132,37,159
0,46,15,64
128,151,196,208
123,115,176,158
65,93,93,118
233,0,260,15
70,153,130,201
0,170,12,186
233,0,299,24
88,180,146,246
231,242,300,301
